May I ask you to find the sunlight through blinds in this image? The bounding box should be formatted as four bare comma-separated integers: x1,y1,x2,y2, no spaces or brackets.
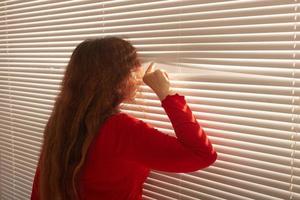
0,0,299,200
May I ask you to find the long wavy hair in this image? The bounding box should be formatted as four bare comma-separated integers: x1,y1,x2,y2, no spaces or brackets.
39,37,141,200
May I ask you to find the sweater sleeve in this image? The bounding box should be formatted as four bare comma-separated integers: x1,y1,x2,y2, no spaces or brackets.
115,93,217,173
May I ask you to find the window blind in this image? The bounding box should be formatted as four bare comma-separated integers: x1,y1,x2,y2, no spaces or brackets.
0,0,299,199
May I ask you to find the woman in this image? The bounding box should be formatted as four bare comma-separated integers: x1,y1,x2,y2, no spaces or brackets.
31,37,217,200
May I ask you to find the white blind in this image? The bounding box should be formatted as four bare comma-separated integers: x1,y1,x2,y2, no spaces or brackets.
0,0,299,199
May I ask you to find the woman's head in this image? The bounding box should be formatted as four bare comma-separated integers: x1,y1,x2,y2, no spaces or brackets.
66,37,142,106
40,37,142,200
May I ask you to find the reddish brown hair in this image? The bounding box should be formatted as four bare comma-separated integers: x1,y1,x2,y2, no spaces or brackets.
39,37,141,199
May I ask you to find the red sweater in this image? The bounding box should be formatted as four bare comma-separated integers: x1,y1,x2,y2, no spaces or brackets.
31,93,217,200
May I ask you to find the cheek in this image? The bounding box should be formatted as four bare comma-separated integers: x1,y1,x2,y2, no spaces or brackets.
123,78,136,97
130,80,139,93
130,79,142,98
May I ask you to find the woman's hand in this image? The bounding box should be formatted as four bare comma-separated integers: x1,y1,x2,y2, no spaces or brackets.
142,62,175,101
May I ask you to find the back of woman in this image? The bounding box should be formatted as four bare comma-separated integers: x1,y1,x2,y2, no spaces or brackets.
31,37,217,200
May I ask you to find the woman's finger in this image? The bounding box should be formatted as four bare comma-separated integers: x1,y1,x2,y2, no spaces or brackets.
145,62,155,74
163,71,169,79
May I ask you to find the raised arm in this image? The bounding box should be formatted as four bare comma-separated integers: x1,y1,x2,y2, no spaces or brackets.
115,93,217,173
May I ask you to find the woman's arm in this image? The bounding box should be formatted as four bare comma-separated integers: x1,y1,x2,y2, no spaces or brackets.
115,93,217,173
